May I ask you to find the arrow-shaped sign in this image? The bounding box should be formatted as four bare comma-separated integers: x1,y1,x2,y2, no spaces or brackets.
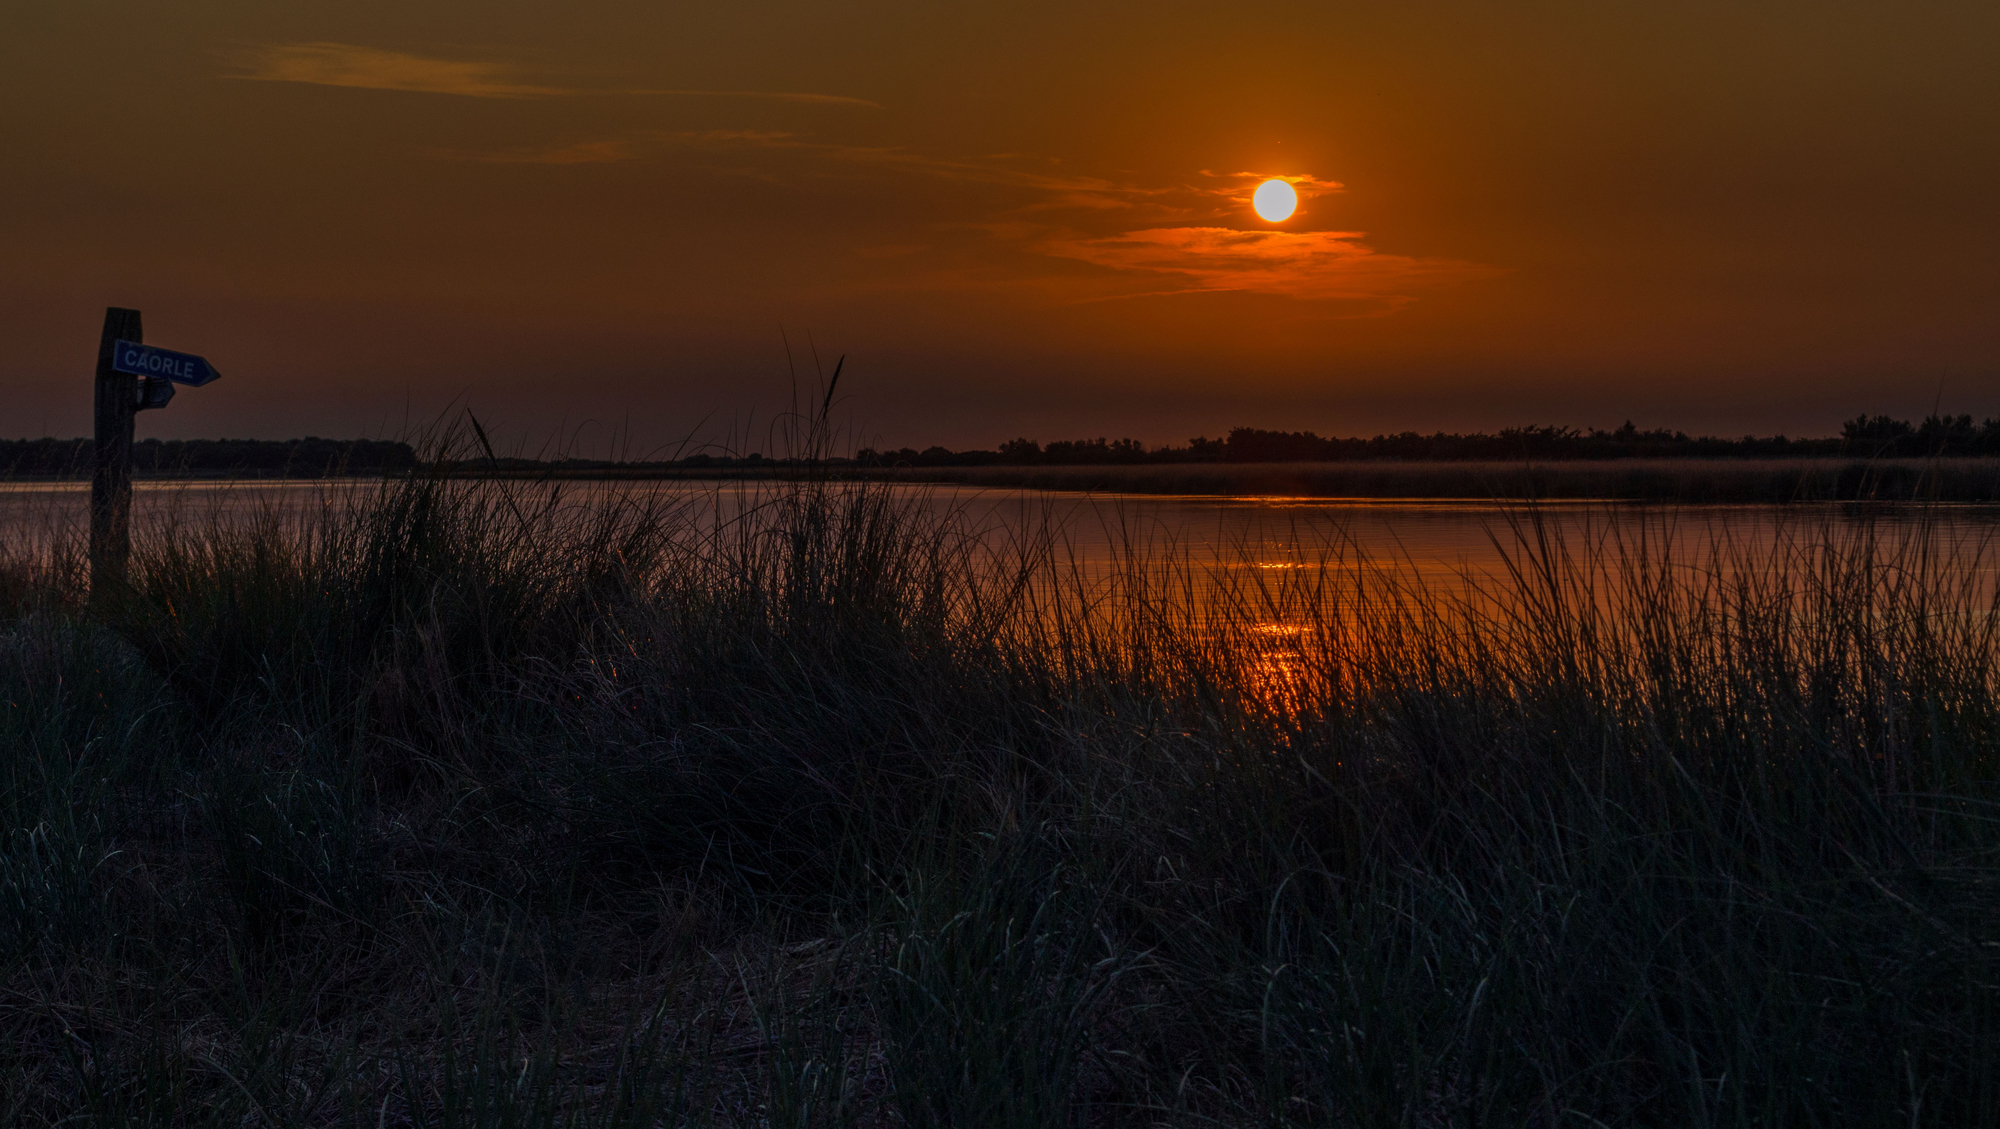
137,377,175,411
111,340,221,386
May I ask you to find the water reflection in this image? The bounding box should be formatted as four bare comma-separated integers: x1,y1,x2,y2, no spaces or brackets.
5,475,1998,708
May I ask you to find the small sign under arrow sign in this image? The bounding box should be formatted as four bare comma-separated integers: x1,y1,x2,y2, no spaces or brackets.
111,339,221,386
92,310,230,596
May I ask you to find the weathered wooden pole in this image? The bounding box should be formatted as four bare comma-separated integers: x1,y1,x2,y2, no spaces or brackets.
91,306,142,595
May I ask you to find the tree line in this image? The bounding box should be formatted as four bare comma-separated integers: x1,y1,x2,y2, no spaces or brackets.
1,437,418,477
857,414,2000,467
6,414,1995,477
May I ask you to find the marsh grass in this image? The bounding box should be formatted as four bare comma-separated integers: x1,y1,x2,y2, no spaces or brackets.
0,460,1996,1126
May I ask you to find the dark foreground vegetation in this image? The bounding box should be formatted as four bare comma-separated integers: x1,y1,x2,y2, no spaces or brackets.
2,472,1997,1126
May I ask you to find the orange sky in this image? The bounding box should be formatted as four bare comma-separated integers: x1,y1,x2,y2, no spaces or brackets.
6,1,1998,453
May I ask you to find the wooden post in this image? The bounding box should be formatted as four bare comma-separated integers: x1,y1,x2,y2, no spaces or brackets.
91,306,142,596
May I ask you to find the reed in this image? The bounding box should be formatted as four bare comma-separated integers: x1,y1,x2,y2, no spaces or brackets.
0,465,1995,1126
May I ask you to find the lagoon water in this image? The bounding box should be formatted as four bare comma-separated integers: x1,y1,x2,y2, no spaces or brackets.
8,478,1998,701
5,478,1999,602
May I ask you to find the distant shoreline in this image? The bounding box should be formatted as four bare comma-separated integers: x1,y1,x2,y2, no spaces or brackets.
862,458,2000,503
7,457,1999,502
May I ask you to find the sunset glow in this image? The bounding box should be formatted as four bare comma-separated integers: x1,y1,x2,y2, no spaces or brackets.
1,3,1993,447
7,9,1997,1117
1252,179,1298,222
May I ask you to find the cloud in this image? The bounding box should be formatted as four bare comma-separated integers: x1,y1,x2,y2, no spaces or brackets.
1201,170,1347,193
443,139,635,165
236,43,567,98
460,126,1498,313
666,130,800,144
657,130,1156,207
630,89,882,109
1040,227,1502,311
655,133,1374,223
234,43,880,106
644,130,1497,310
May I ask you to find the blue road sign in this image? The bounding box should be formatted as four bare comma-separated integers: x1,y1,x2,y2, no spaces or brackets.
137,377,175,411
111,340,220,386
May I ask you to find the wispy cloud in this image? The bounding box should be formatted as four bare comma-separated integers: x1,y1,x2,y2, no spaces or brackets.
442,139,635,165
657,130,1157,207
1201,170,1347,191
630,89,881,109
414,120,1498,312
1195,171,1348,211
233,43,879,106
654,132,1369,221
1041,227,1502,311
666,130,801,144
236,43,567,98
643,131,1496,309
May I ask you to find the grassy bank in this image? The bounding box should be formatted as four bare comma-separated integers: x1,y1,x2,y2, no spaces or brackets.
2,473,1997,1126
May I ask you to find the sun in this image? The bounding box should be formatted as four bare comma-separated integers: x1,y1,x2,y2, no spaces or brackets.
1252,179,1298,222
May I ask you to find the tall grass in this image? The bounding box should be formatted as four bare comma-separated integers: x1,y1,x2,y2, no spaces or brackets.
0,466,1995,1126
